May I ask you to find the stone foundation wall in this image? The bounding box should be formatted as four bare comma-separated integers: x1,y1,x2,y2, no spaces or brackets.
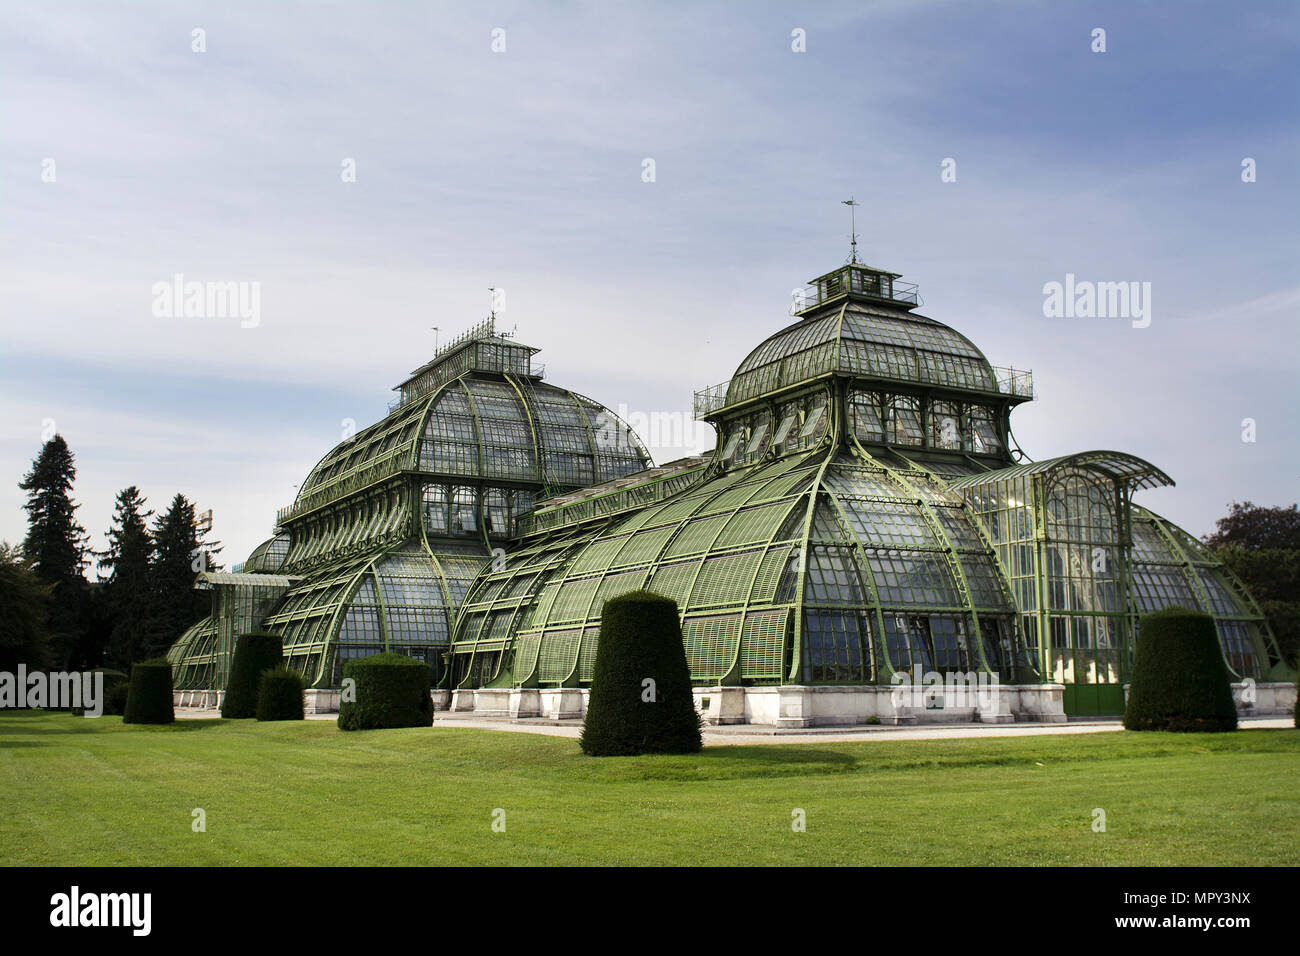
174,689,223,709
444,683,1070,727
173,681,1296,725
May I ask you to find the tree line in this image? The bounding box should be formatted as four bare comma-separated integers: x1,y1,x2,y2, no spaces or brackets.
0,434,221,673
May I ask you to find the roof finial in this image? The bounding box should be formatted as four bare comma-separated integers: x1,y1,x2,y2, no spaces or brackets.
841,196,860,264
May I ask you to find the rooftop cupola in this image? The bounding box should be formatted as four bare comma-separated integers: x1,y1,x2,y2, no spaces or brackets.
393,315,542,409
793,262,920,316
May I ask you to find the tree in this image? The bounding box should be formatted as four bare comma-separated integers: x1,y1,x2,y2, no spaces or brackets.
0,543,53,672
1204,502,1300,670
97,487,155,667
1204,502,1300,551
17,436,88,666
148,494,221,659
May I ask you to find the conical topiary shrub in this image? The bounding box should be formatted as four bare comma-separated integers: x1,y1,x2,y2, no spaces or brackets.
580,590,702,756
1124,607,1238,732
256,667,305,722
221,632,283,719
123,658,175,725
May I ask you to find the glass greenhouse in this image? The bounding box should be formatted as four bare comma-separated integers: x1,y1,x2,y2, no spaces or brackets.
168,263,1293,719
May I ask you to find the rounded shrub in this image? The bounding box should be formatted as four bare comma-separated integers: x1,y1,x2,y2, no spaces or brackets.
1123,606,1238,733
72,668,129,716
104,681,130,717
580,590,702,756
221,632,283,719
123,658,175,725
256,667,305,722
337,653,433,731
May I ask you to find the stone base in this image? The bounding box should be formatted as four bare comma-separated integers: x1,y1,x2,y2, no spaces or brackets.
174,679,1291,726
538,688,587,720
1120,680,1296,719
1232,680,1297,717
173,689,223,710
176,680,1082,725
472,688,512,719
693,687,747,725
303,689,339,715
726,682,1067,727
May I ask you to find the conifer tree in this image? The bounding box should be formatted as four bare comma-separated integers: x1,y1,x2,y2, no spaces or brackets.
149,494,221,659
98,486,155,666
17,436,88,666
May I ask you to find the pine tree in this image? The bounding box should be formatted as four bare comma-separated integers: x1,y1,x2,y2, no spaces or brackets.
98,487,155,667
148,494,222,659
17,436,88,666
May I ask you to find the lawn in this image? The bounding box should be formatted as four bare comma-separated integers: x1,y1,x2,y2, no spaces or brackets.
2,711,1297,866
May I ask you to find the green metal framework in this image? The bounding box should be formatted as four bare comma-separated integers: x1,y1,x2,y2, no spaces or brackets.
167,320,651,689
167,261,1294,712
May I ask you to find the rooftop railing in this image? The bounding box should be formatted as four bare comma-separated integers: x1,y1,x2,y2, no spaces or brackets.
994,366,1034,399
693,381,729,419
791,269,920,315
692,363,1033,419
519,459,709,536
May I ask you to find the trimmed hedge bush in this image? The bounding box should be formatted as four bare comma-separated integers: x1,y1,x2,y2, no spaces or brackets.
1124,607,1238,733
72,668,129,716
123,658,175,725
256,667,305,721
105,681,130,716
337,653,433,731
581,590,702,756
221,632,283,719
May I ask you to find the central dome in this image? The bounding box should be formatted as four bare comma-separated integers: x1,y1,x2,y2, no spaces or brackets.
726,262,999,408
729,300,998,407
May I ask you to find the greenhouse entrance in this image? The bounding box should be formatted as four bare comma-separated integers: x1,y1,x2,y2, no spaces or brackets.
1064,684,1125,716
950,453,1179,719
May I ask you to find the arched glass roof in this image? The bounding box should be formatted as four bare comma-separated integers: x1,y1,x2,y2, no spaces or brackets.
947,450,1176,495
287,377,650,522
725,302,999,407
447,450,1029,688
237,533,291,573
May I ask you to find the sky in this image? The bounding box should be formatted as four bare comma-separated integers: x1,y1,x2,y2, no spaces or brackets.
1,0,1297,568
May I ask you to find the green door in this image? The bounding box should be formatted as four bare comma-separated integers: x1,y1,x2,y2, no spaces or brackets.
1063,683,1125,716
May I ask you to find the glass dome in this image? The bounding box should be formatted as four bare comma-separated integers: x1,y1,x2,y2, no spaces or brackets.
447,451,1033,689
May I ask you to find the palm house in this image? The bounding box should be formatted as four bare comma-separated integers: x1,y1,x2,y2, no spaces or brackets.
168,258,1295,725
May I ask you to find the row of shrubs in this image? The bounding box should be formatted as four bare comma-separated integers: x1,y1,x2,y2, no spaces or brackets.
106,602,1300,738
119,634,436,729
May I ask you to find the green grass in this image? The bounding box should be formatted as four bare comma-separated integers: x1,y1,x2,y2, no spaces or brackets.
2,711,1298,866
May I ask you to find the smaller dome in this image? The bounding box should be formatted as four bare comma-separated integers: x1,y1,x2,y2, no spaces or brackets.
239,533,290,573
728,301,997,407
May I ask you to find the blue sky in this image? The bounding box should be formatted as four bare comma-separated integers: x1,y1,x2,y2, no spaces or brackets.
1,0,1297,566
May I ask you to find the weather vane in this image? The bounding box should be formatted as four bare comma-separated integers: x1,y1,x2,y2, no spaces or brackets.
842,196,861,264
